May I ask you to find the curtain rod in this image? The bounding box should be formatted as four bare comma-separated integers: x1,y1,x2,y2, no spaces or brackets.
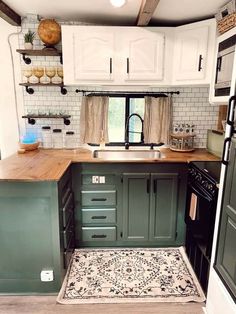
75,89,180,96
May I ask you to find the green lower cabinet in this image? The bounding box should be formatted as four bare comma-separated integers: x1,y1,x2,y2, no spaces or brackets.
0,168,74,294
123,173,150,241
150,174,178,242
122,173,178,244
73,163,187,248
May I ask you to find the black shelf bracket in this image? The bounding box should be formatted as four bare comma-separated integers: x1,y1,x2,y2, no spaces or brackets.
28,118,36,125
63,117,71,125
22,53,31,65
60,86,67,95
26,86,34,94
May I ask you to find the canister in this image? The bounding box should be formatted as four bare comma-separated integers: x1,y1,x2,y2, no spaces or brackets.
52,129,63,149
41,126,52,148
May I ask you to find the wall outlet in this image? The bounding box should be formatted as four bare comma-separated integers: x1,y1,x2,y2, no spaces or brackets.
40,270,54,282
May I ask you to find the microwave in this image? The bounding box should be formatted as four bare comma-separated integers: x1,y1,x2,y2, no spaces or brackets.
215,34,236,97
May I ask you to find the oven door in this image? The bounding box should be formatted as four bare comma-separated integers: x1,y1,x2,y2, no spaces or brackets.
185,182,217,258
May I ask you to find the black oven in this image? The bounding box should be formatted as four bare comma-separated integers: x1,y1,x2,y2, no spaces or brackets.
185,161,221,293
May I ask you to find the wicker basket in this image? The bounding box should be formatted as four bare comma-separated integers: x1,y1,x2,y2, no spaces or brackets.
217,12,236,35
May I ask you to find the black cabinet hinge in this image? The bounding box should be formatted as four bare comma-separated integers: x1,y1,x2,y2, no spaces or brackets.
175,231,178,239
121,176,123,183
120,232,123,238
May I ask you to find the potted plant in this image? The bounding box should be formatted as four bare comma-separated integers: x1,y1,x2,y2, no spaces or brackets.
24,30,35,50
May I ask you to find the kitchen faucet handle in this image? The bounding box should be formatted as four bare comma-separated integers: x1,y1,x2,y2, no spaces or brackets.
150,143,155,150
124,142,130,150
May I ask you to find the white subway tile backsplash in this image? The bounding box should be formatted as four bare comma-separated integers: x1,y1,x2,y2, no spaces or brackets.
20,16,219,148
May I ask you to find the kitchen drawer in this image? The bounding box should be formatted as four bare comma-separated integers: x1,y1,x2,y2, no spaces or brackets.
63,216,74,248
59,168,72,206
81,208,116,224
81,190,116,206
82,227,116,241
62,192,74,228
82,174,115,185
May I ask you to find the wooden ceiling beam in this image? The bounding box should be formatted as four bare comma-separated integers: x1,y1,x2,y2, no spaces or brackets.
136,0,160,26
0,0,21,26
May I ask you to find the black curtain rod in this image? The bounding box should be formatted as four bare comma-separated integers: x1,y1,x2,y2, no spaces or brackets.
75,89,180,96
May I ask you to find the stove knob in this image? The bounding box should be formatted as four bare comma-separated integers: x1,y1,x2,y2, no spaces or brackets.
208,184,214,191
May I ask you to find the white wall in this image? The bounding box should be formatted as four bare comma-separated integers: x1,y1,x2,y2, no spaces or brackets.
0,18,23,159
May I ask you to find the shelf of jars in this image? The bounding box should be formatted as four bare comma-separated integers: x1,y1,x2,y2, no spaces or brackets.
22,113,71,125
20,66,67,94
16,49,63,64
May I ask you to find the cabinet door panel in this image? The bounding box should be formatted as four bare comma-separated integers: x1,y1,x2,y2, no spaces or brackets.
173,26,208,81
215,140,236,298
123,174,150,241
150,174,178,242
123,29,164,81
74,31,114,81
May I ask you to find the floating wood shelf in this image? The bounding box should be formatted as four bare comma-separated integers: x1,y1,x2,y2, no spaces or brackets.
19,83,67,95
16,49,63,64
22,114,71,126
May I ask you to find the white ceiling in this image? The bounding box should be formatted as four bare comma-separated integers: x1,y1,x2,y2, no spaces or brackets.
3,0,229,26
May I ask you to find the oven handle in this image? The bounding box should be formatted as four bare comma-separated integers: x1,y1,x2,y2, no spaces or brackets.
188,183,213,203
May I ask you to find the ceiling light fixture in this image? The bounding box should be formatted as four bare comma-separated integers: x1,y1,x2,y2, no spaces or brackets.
110,0,126,8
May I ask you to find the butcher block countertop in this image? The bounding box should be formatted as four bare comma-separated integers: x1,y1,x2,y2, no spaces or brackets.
0,147,220,182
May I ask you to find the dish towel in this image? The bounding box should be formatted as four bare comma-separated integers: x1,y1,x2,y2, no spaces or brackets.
189,193,198,220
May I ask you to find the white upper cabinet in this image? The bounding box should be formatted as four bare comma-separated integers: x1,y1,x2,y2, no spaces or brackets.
62,26,165,85
172,19,216,85
121,28,164,82
62,26,115,84
62,20,216,86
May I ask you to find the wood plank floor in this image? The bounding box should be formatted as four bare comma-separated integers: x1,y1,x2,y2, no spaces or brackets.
0,296,205,314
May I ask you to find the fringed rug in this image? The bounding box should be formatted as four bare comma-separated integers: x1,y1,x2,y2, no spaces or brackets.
57,247,205,304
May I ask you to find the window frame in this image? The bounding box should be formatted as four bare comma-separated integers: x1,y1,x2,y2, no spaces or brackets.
107,94,145,146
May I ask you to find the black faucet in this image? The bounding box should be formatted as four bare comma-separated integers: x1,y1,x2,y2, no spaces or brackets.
125,113,144,149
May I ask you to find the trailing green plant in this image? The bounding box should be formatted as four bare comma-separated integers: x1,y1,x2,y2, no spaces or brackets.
24,30,35,44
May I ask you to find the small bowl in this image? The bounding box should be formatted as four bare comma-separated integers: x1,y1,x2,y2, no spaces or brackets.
19,141,40,151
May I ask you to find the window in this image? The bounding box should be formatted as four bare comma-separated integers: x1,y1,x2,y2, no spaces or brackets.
108,95,145,145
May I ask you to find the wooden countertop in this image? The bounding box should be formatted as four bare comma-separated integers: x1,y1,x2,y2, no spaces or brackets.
0,147,220,182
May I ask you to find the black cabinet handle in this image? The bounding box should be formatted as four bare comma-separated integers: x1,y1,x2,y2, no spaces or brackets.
91,215,107,219
222,137,231,165
147,179,150,194
127,58,129,74
110,58,112,74
91,198,107,202
217,56,222,72
91,234,107,239
153,179,157,194
226,96,236,136
198,54,203,71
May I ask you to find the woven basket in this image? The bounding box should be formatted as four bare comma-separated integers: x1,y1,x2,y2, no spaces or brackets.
19,141,40,151
217,12,236,35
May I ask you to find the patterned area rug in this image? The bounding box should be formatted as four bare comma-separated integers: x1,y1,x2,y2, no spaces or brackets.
57,247,205,304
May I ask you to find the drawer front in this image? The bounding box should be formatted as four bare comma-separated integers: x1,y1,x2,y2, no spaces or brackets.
62,192,74,228
81,190,116,206
82,227,116,241
82,174,115,185
82,208,116,224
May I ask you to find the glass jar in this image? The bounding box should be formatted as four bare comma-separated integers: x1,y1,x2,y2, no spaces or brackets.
52,129,63,149
64,131,76,149
41,126,52,148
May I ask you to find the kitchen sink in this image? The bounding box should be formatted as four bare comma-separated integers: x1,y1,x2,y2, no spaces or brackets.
93,149,162,159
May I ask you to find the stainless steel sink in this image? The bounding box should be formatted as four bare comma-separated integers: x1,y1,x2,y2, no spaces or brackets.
93,149,162,159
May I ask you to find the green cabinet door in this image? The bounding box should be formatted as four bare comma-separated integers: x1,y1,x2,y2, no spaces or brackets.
123,173,150,241
215,139,236,298
150,173,178,242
